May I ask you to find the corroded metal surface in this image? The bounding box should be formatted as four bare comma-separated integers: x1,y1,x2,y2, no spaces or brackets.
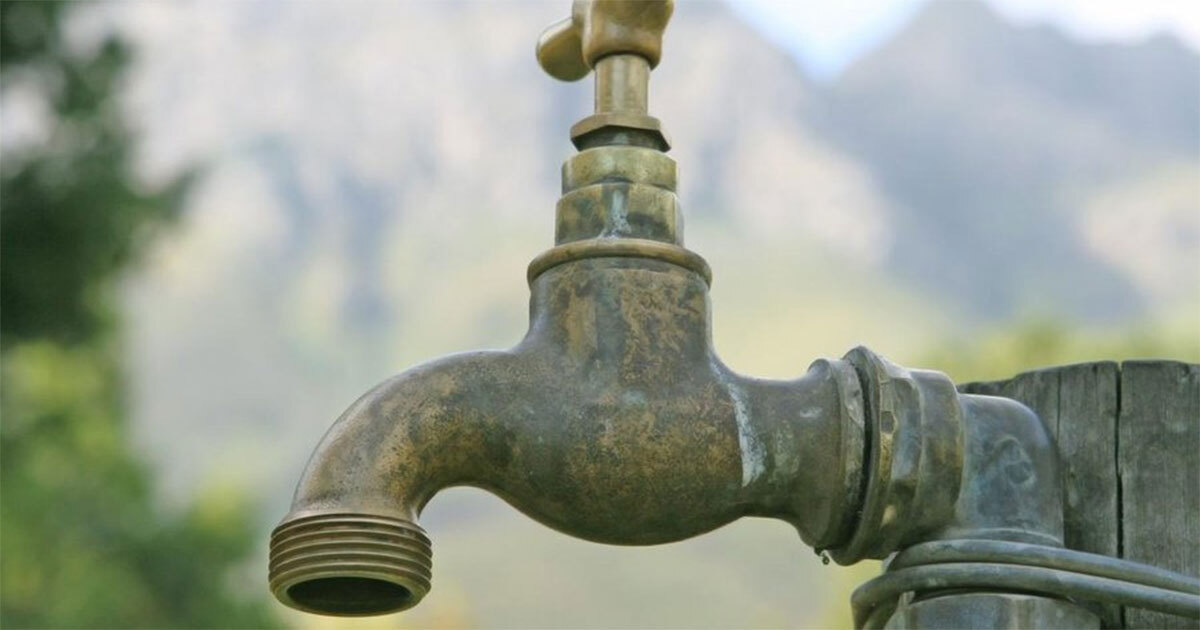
265,2,1172,626
270,249,870,613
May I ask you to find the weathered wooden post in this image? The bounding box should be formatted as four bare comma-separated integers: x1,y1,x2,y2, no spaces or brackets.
957,361,1199,629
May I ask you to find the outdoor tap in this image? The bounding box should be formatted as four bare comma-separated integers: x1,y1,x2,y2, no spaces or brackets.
267,1,1071,622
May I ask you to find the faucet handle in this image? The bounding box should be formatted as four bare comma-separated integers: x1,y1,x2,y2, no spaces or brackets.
537,16,588,81
536,0,674,82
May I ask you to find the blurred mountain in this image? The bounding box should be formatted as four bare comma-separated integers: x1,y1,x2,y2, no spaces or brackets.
825,0,1199,319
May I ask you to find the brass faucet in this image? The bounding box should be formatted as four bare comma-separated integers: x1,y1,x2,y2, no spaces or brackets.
267,1,1069,621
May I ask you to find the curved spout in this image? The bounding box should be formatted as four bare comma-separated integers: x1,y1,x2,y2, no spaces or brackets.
269,256,867,616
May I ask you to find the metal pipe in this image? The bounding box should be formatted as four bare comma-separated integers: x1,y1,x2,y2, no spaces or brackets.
852,563,1200,628
889,539,1200,595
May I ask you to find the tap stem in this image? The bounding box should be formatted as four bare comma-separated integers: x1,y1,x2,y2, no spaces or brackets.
594,54,649,115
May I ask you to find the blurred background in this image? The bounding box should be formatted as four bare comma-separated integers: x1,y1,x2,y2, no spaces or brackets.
1,0,1197,627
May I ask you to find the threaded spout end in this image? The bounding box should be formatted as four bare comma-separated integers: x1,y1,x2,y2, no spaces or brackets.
268,512,432,616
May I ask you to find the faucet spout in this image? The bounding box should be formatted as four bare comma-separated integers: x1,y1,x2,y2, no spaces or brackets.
269,252,869,615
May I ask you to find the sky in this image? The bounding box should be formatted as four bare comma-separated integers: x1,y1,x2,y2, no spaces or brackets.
729,0,1200,78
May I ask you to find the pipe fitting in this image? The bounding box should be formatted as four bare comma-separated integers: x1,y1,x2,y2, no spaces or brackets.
845,373,1078,629
826,347,965,564
826,347,1066,566
556,145,681,245
934,393,1063,545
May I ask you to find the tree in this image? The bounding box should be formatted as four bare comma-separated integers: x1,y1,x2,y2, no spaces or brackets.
1,3,277,626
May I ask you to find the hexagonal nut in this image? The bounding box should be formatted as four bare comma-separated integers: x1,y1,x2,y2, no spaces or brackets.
562,146,677,193
555,182,682,245
570,113,671,151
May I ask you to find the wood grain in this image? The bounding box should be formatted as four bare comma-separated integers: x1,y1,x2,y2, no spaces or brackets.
1119,360,1200,629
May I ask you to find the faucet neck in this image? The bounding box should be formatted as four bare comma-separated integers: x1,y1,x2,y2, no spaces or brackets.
594,54,649,115
525,256,713,373
571,52,669,152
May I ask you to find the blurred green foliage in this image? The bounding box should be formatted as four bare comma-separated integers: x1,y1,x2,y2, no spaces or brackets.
919,316,1200,384
0,3,277,627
